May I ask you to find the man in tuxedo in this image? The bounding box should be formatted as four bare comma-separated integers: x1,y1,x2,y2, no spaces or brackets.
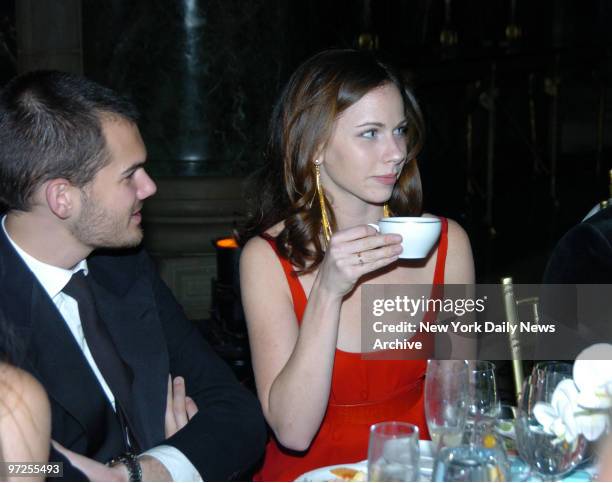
0,70,266,481
543,205,612,284
539,205,612,359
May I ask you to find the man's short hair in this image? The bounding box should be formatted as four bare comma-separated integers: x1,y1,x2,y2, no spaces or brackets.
0,70,139,211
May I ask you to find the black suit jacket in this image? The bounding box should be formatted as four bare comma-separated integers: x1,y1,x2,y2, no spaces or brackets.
539,206,612,359
543,205,612,284
0,230,266,481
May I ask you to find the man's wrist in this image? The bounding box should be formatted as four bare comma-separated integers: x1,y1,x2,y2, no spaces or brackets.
138,455,172,481
107,453,142,482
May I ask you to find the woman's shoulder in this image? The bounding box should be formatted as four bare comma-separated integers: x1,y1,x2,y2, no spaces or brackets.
240,221,287,269
427,215,474,283
0,363,51,466
422,213,470,244
0,363,48,409
246,221,285,243
445,217,471,245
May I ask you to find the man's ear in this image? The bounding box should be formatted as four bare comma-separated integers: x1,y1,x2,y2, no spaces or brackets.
44,179,78,220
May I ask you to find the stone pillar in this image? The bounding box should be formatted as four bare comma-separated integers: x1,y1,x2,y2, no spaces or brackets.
142,176,247,319
16,0,82,74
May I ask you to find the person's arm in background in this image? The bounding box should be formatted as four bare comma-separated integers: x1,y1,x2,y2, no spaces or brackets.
0,364,51,482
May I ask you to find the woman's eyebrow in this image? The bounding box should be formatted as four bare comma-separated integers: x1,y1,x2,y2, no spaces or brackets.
355,119,408,128
355,121,384,127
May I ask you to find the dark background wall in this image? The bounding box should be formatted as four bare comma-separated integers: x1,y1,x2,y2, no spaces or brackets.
1,0,611,284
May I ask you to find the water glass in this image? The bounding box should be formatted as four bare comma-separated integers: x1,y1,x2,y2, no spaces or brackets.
515,361,589,479
467,360,500,425
425,359,469,452
368,422,420,482
432,444,510,481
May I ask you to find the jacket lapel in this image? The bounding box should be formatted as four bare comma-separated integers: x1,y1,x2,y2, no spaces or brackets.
89,275,167,448
0,230,115,447
1,229,167,450
32,287,115,447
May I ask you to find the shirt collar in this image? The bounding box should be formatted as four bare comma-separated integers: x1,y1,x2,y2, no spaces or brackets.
2,215,89,299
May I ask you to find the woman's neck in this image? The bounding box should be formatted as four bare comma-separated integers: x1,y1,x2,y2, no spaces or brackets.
331,200,385,231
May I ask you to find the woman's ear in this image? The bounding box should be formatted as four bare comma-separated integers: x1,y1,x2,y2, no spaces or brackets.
44,179,77,220
313,143,326,165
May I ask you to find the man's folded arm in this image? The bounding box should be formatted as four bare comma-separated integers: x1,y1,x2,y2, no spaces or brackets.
145,252,267,481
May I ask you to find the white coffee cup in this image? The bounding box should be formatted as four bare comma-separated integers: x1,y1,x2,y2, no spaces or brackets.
369,217,442,259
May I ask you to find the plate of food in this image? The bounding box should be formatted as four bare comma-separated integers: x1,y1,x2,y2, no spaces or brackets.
295,462,368,482
295,440,434,482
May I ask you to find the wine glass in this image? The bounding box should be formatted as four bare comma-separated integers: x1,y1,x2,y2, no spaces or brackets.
425,359,469,452
464,360,500,442
515,361,589,479
467,361,499,424
367,422,420,482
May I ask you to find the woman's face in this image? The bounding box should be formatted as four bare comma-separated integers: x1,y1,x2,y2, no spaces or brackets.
319,82,408,209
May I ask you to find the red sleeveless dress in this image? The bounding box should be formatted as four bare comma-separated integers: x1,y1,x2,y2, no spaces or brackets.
254,218,449,482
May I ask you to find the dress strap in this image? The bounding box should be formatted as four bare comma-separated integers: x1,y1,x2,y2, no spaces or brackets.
432,217,449,285
259,234,307,321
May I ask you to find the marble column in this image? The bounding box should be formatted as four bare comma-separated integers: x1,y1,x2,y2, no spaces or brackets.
16,0,82,74
82,0,287,177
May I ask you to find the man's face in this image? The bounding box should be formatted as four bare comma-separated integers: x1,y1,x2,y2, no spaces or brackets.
70,117,157,250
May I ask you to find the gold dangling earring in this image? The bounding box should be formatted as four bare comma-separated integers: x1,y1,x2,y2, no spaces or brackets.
315,162,332,244
383,203,391,217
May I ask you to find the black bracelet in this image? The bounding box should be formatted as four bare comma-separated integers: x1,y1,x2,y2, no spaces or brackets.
107,452,142,482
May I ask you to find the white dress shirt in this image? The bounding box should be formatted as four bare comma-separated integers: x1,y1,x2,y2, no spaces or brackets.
2,216,202,481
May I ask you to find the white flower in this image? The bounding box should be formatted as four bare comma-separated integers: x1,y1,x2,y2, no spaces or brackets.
533,343,612,443
533,379,581,443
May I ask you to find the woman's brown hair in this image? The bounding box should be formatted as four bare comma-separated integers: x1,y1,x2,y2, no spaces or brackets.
241,49,425,273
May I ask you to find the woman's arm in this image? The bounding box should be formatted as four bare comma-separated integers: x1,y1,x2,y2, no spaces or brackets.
241,226,401,450
0,364,51,482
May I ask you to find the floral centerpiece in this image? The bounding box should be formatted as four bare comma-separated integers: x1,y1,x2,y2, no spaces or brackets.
533,343,612,444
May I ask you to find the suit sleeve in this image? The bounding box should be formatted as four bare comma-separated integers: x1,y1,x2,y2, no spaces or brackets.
143,254,267,481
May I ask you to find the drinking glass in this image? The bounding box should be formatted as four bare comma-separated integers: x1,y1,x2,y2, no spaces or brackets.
467,360,500,425
463,360,500,443
515,361,589,479
432,444,510,481
425,359,469,452
368,422,420,482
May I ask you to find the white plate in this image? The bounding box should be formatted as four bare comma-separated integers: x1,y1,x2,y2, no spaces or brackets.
295,440,433,482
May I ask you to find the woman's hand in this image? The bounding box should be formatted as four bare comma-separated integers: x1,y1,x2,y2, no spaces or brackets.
317,225,403,297
240,225,401,450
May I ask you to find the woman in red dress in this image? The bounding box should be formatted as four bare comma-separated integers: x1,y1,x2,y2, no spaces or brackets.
240,49,475,481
